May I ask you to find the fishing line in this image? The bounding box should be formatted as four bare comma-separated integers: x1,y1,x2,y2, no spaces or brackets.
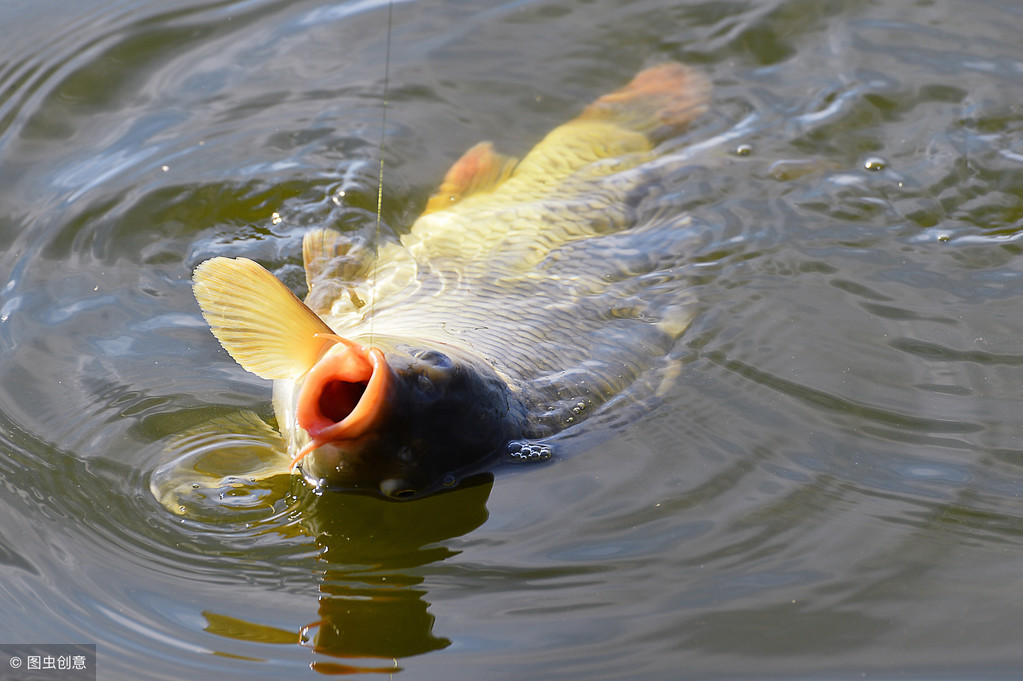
369,0,394,345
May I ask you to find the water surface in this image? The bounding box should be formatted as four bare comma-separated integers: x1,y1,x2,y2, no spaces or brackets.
3,0,1023,679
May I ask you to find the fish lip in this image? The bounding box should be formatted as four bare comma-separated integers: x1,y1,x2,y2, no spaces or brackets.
296,342,393,444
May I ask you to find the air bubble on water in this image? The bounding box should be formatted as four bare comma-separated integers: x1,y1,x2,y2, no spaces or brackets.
735,144,753,156
507,441,553,463
863,156,886,171
271,212,282,225
937,234,950,243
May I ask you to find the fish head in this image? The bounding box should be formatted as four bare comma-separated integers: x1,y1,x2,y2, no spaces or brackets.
192,257,526,501
292,336,524,499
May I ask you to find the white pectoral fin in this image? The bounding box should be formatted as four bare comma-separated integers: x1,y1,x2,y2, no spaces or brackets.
193,257,335,379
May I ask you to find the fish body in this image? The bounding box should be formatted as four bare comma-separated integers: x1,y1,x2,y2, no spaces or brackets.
192,63,709,499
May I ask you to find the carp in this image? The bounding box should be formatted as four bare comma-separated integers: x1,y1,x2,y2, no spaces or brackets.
188,63,709,500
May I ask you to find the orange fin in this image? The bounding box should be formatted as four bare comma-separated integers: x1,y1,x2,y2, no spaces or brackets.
494,63,710,191
423,141,518,214
577,62,710,142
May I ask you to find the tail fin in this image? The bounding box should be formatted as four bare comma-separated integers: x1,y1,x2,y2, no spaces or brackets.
576,62,710,143
497,63,710,191
410,63,711,252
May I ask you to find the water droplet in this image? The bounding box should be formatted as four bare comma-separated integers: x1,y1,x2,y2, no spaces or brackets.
863,156,886,171
442,475,456,487
161,165,169,172
735,144,752,156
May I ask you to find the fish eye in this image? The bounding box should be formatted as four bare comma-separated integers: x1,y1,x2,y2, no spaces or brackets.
413,349,453,369
380,478,418,500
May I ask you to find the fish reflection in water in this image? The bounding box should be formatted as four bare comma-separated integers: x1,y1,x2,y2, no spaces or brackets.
155,62,711,506
195,468,492,671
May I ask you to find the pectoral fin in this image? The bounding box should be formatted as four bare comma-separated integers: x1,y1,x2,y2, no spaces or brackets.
150,410,294,517
423,141,518,214
193,257,334,379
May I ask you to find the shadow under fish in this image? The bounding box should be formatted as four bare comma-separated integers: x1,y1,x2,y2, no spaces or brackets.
154,62,710,507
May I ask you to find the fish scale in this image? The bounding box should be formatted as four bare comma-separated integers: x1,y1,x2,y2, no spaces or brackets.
338,213,703,437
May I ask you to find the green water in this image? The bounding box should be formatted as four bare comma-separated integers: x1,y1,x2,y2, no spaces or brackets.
3,0,1023,679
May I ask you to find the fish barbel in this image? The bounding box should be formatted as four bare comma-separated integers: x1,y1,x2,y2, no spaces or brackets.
191,63,709,499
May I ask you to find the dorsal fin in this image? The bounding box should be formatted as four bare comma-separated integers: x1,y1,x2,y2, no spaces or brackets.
301,228,375,315
302,229,374,288
302,228,345,290
193,257,334,379
422,141,518,214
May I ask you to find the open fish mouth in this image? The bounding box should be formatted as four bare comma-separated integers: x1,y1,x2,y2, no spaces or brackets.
292,337,431,499
293,335,392,468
